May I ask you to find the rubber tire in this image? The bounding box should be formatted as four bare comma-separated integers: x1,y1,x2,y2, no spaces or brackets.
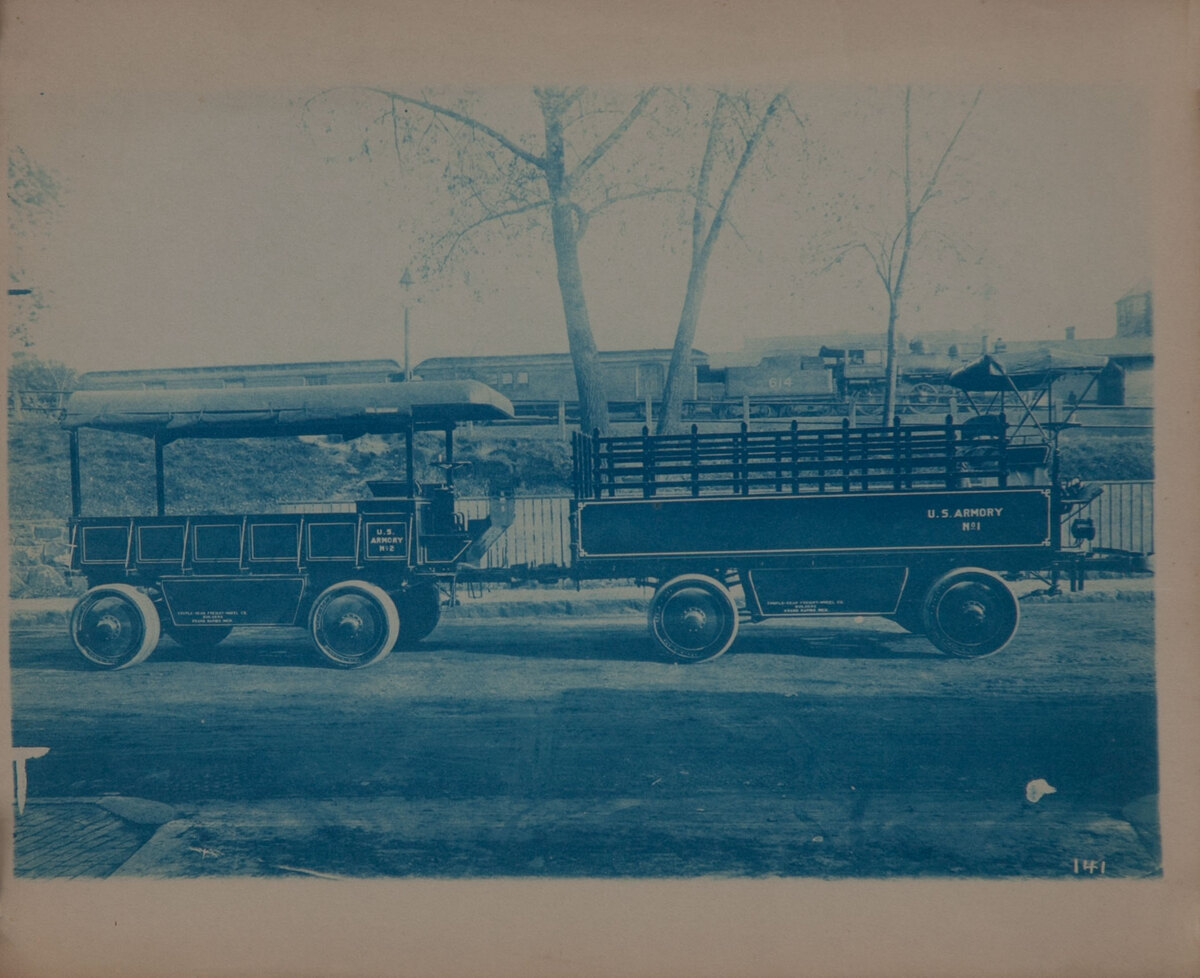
166,625,233,652
921,567,1019,658
309,581,400,668
648,574,739,663
70,584,161,670
394,584,442,647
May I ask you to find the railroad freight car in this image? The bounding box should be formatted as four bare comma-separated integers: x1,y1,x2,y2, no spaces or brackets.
413,350,707,420
75,359,405,391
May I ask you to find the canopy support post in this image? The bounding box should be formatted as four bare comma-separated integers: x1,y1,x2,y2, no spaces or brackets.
154,435,166,516
444,425,455,487
69,430,82,518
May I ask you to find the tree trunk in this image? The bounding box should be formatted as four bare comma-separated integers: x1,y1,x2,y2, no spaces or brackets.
657,260,708,434
883,295,900,425
540,92,610,435
549,199,609,435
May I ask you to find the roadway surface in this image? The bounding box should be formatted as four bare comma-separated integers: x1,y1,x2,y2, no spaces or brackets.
9,594,1159,879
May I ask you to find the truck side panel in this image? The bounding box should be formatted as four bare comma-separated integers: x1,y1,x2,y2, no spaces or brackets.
576,488,1052,559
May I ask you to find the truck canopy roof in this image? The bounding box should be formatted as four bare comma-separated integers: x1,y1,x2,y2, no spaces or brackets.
949,350,1111,392
61,380,514,440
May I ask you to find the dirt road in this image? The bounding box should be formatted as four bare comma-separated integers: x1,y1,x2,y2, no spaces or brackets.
9,599,1158,878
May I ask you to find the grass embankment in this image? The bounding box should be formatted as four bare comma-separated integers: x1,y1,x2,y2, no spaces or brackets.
7,419,1150,522
7,422,573,520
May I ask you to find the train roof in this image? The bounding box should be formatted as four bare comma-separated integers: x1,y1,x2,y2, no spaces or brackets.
415,348,708,369
75,359,404,391
62,380,514,440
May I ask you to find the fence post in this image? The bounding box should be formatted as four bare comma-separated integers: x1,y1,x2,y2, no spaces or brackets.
642,425,655,498
944,414,956,489
841,417,851,493
740,421,750,495
892,418,903,491
690,424,700,497
997,412,1008,488
791,420,800,494
859,428,870,491
558,398,567,440
817,430,826,493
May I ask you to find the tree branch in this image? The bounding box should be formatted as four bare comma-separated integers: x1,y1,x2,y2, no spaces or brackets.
310,86,548,170
431,198,551,270
568,88,658,186
913,87,982,217
697,91,787,261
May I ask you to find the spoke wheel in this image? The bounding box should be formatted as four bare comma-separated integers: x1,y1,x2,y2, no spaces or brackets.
394,583,442,647
921,568,1019,658
906,382,940,411
309,581,400,668
70,584,161,669
648,574,738,663
166,625,233,652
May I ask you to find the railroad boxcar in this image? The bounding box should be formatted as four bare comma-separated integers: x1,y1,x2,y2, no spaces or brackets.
75,359,405,391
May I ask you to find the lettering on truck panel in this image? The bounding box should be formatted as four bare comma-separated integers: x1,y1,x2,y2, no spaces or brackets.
365,522,407,559
927,506,1005,533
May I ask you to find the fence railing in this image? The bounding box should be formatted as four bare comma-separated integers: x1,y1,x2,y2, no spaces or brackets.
1075,480,1154,556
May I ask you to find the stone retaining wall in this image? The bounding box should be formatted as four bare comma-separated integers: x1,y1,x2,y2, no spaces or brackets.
10,522,86,598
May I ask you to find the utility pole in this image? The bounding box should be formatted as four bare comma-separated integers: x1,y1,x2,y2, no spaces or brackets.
399,267,414,380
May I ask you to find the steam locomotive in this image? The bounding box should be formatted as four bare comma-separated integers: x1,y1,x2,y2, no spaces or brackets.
412,347,961,419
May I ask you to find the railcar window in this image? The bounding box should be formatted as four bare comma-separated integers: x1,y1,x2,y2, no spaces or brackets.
516,371,529,386
501,372,513,386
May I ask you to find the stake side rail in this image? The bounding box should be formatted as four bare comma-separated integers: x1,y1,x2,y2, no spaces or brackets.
575,416,1047,499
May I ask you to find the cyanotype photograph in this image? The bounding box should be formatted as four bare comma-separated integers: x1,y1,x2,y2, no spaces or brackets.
2,2,1196,976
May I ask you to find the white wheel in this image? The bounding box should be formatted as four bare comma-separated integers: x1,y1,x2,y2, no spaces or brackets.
309,581,400,668
70,584,161,669
648,574,739,663
921,567,1019,658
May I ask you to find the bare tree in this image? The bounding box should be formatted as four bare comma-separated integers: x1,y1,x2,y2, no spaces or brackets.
656,91,790,434
7,147,63,348
305,87,661,434
824,87,981,424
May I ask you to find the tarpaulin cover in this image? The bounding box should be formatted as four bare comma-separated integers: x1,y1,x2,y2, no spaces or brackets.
61,380,514,439
948,351,1110,392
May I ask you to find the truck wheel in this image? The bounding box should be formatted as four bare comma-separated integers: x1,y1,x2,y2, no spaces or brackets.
309,581,400,668
166,625,233,652
70,584,161,669
648,574,739,663
394,584,442,647
921,568,1019,658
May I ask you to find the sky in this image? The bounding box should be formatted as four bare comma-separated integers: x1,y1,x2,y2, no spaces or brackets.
7,82,1149,374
